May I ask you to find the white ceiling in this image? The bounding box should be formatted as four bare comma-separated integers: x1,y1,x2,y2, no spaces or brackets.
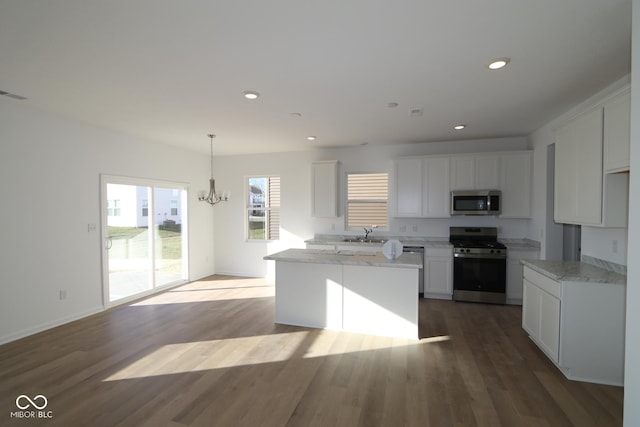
0,1,632,156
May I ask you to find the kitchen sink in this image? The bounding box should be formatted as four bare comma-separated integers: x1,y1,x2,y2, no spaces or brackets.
342,238,386,243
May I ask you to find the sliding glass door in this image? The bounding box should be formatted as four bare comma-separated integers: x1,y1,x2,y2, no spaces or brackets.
103,176,188,305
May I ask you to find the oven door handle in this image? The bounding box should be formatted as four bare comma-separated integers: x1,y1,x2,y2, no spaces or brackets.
453,253,507,260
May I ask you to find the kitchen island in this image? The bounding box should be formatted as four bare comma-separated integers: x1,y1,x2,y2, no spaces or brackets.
263,248,423,339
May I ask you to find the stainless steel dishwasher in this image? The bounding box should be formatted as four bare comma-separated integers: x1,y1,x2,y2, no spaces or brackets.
403,246,424,296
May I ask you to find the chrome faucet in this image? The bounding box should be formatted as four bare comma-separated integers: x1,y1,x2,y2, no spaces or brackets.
363,225,377,239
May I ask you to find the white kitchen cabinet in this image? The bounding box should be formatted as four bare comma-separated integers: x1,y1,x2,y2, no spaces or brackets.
522,266,625,385
499,152,532,218
554,88,630,227
394,156,450,218
506,248,539,305
554,108,604,225
450,155,475,190
423,247,453,299
395,158,423,217
311,161,338,217
422,157,450,218
604,89,630,173
450,154,500,190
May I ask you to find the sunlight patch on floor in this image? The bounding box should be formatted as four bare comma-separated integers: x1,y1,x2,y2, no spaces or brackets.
101,329,447,382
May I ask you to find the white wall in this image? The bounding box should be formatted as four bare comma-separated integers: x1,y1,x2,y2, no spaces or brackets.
0,101,215,344
624,2,640,424
214,136,531,279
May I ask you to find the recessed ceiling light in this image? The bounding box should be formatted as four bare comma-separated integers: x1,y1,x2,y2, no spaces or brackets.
242,90,260,100
488,58,510,70
307,136,317,141
453,124,466,130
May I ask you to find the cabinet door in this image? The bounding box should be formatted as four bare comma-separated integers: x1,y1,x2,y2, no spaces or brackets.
475,155,500,189
538,289,561,363
500,152,532,218
554,108,603,225
312,161,338,217
522,279,539,338
450,156,475,190
554,122,577,223
574,109,603,225
425,257,452,296
422,157,450,217
604,90,630,173
395,158,423,217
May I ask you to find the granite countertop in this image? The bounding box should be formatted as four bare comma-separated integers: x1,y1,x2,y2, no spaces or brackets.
306,235,541,251
264,248,423,269
521,259,626,284
305,235,452,248
499,239,541,251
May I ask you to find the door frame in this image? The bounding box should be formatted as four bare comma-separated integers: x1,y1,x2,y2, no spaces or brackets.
100,174,190,307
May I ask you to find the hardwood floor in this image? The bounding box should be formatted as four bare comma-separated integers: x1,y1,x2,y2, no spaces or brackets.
0,275,623,426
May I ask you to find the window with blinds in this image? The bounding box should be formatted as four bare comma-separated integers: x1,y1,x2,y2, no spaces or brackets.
247,176,280,240
347,173,388,229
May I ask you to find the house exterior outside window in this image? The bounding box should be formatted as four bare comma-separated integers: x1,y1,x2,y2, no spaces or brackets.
246,176,280,240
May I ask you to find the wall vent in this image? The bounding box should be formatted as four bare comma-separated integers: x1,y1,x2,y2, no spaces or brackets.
409,107,423,117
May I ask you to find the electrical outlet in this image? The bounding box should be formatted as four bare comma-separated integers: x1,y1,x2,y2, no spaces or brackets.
87,223,97,232
412,224,418,232
612,240,618,254
59,290,67,300
331,223,335,231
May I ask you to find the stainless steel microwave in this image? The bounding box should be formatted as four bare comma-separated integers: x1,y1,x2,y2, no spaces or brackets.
451,190,501,215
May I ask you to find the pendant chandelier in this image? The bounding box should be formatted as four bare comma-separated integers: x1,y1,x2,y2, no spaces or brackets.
199,133,229,206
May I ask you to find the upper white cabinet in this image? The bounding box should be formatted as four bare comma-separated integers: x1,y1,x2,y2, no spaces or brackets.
450,154,500,190
554,108,604,225
554,88,630,227
395,156,450,218
311,161,338,217
422,157,451,218
395,158,423,217
394,151,531,218
604,89,630,173
500,151,532,218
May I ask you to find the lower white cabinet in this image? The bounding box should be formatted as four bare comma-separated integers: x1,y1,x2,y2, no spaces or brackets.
522,266,625,385
423,248,453,299
506,249,539,305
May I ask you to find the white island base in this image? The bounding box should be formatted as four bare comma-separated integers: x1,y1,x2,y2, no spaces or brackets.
265,249,422,340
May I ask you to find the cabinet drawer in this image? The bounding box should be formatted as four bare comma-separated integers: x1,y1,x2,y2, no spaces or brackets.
523,267,561,299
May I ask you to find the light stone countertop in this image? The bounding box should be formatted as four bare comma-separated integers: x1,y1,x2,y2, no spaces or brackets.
264,248,423,269
499,239,541,251
305,235,452,249
521,259,626,284
306,235,540,251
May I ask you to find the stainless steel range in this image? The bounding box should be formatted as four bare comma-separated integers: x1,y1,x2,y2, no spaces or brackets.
449,227,507,304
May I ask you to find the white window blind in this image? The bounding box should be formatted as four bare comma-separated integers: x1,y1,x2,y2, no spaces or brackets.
347,173,388,228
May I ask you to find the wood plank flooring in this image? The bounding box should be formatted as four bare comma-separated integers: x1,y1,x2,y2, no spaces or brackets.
0,275,623,426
